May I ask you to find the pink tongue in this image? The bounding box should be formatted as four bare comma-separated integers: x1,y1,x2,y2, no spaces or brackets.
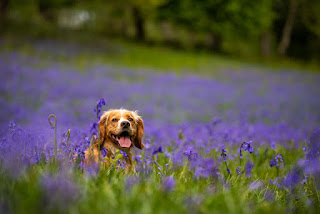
119,136,131,148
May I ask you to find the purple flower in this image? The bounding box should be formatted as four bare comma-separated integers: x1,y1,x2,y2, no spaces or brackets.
221,146,228,161
134,155,143,163
302,176,308,185
245,161,254,177
227,168,231,174
183,149,198,161
275,154,283,163
270,159,277,167
152,146,163,155
240,141,254,160
125,177,140,191
162,176,176,192
283,168,303,189
271,141,276,150
90,122,98,136
101,147,108,158
94,98,106,119
270,154,283,167
269,177,280,188
120,150,128,159
9,121,15,129
236,166,241,175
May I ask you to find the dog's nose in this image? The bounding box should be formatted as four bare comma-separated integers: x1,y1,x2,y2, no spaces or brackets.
121,121,130,128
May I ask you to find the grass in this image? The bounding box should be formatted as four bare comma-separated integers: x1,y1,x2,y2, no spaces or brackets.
0,144,319,214
1,32,320,213
1,33,319,76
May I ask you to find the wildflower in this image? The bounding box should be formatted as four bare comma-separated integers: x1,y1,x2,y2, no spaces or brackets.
270,154,283,167
246,141,254,153
9,121,15,129
239,141,254,164
134,155,142,164
152,146,163,155
221,146,228,161
120,150,128,159
245,161,254,177
283,168,302,189
270,159,277,167
302,176,308,185
269,177,280,188
101,147,108,158
94,98,106,119
271,141,276,150
275,154,283,163
125,177,140,191
236,166,241,175
249,181,264,190
162,176,176,192
221,146,231,174
183,149,198,161
90,122,98,136
227,168,231,174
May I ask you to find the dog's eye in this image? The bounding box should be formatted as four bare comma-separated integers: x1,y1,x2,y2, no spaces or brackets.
112,118,117,122
128,118,133,121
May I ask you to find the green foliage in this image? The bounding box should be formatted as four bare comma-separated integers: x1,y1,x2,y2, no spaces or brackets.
0,145,319,214
158,0,274,37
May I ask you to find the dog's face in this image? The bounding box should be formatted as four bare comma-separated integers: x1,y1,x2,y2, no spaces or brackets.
98,109,144,149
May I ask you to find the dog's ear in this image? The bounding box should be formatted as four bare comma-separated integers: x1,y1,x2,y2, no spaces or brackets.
98,113,109,145
133,116,144,149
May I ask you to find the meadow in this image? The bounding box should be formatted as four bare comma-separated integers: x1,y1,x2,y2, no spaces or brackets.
1,38,320,214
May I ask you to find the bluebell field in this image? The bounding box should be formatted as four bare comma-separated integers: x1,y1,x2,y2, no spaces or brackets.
1,40,320,213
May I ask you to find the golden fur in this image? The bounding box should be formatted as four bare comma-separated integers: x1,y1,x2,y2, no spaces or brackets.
84,109,144,170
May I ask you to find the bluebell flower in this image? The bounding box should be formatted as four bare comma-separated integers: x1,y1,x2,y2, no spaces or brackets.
90,122,98,136
221,146,227,161
9,121,15,129
134,155,142,164
101,147,108,158
270,159,277,167
283,168,303,189
269,177,280,188
271,141,276,150
275,154,283,163
120,150,128,159
152,146,163,155
162,176,176,192
183,149,198,161
302,176,308,185
94,98,106,119
236,166,241,175
245,161,254,177
125,177,140,191
270,154,283,167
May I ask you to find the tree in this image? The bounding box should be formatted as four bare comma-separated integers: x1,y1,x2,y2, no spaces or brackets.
158,0,274,52
0,0,9,21
277,0,298,56
37,0,74,23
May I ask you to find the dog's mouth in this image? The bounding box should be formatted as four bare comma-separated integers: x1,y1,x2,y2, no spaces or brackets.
111,131,133,148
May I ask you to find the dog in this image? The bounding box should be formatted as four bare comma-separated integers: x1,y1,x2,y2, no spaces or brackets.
84,109,144,170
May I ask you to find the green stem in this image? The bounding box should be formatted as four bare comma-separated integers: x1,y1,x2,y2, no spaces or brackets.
65,129,71,146
48,114,57,162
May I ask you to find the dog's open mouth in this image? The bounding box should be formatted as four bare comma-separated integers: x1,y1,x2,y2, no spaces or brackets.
111,131,133,148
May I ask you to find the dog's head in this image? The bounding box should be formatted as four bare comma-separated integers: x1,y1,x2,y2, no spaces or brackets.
98,109,144,149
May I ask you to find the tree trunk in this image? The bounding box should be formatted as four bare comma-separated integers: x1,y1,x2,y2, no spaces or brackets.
209,33,222,52
261,31,271,57
278,0,298,56
0,0,9,21
132,7,145,41
38,0,56,23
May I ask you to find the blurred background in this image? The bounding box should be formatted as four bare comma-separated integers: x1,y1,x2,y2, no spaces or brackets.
0,0,319,64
